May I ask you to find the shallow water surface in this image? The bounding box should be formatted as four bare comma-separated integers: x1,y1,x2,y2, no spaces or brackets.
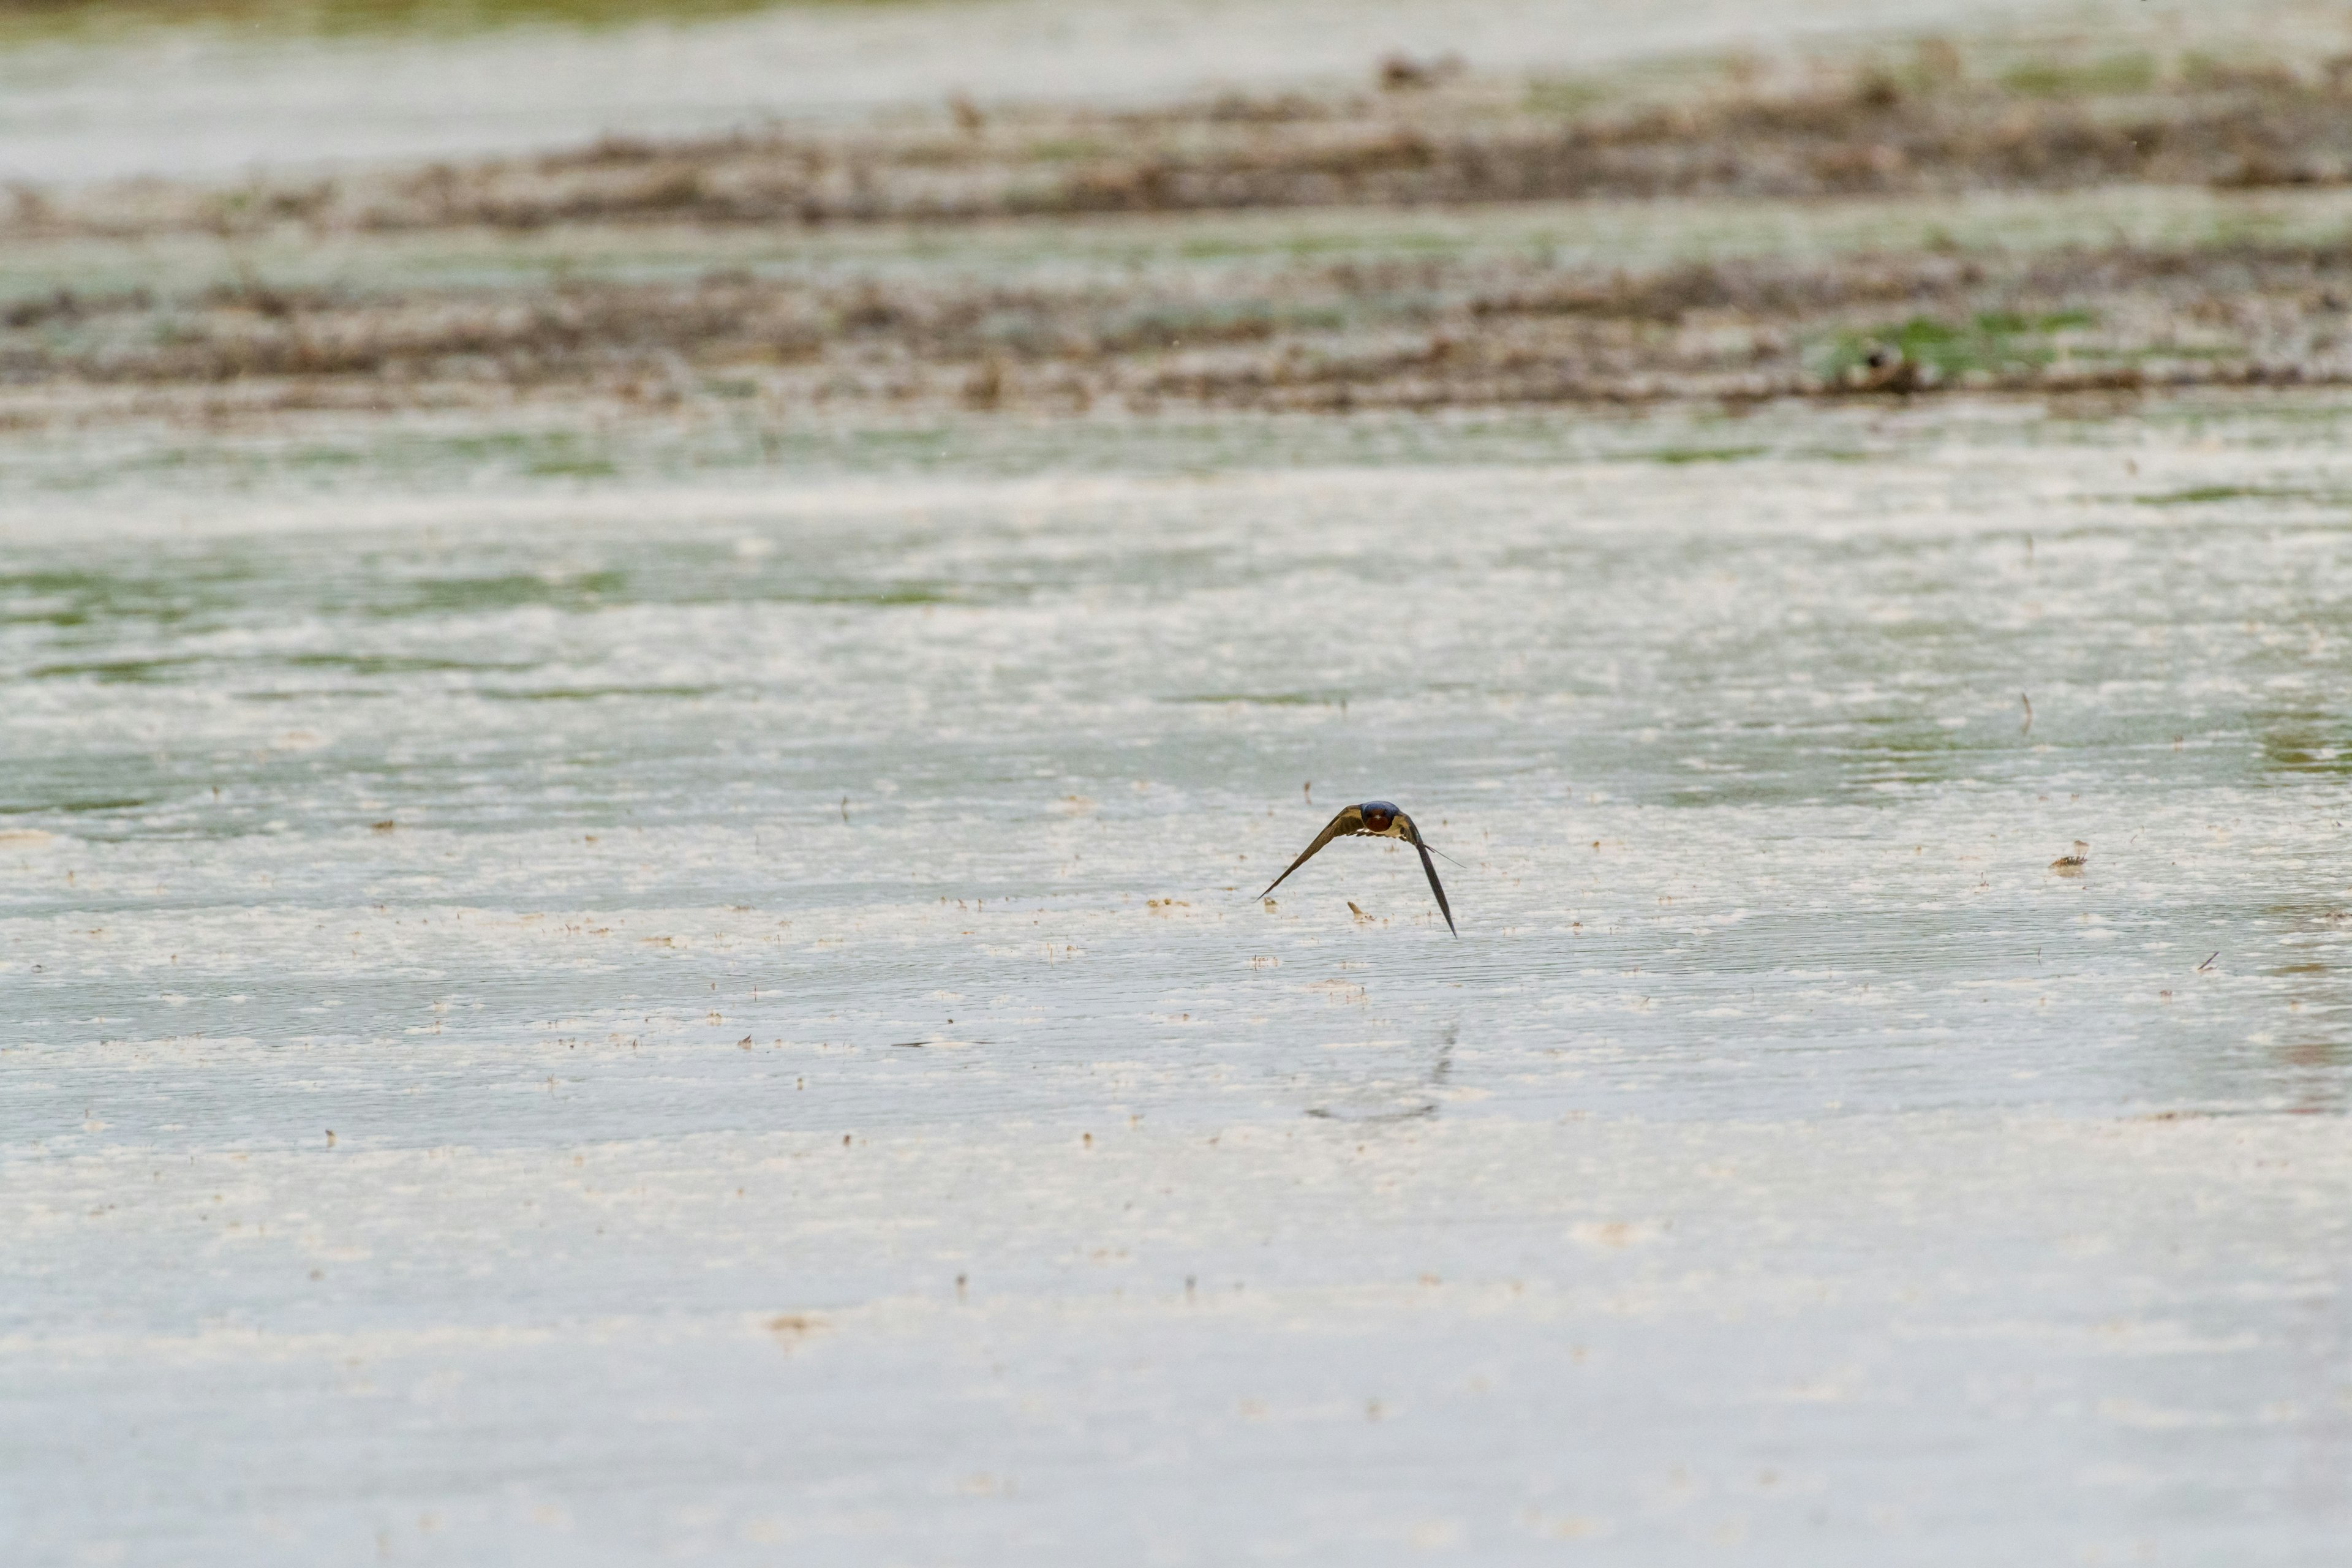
2,397,2350,1561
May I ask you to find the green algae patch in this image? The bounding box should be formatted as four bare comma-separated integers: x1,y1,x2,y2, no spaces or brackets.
484,684,721,701
2133,485,2317,506
1815,309,2098,384
1645,445,1766,466
383,571,629,616
1169,692,1347,707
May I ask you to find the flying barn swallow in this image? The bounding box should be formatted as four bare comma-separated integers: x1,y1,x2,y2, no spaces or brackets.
1257,800,1456,935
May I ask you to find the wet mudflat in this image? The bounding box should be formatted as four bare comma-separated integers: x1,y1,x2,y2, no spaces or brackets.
32,26,2352,423
0,0,2221,184
2,389,2350,1562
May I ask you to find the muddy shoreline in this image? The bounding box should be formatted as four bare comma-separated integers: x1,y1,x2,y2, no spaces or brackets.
5,232,2348,423
9,52,2352,420
20,48,2352,239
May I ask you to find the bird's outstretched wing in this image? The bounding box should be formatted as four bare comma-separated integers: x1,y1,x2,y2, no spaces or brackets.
1257,804,1365,899
1396,812,1457,936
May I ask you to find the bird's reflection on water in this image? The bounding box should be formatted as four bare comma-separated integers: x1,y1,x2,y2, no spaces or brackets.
1303,1019,1456,1123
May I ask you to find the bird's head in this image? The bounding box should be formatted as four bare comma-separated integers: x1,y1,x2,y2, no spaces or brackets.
1359,802,1398,833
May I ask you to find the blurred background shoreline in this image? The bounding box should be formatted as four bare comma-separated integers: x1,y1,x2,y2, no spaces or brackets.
9,0,2352,182
10,1,2352,451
